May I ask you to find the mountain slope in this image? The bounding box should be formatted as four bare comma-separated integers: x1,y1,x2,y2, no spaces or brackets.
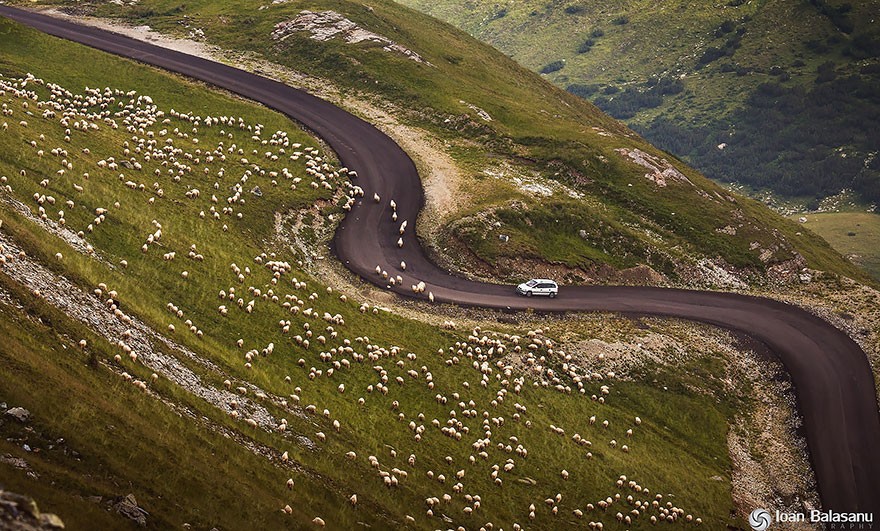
16,0,870,286
394,0,880,204
0,17,768,529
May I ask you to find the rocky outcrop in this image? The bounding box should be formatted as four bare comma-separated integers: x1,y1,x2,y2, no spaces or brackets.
111,494,148,527
272,10,430,64
4,407,30,423
0,490,65,530
615,148,693,187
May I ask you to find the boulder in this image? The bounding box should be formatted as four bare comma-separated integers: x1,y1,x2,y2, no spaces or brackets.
5,407,30,422
0,489,65,530
112,494,148,527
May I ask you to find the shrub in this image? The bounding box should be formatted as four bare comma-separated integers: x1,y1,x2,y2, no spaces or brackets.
659,78,684,95
806,39,830,53
593,87,663,119
490,7,508,21
714,20,736,37
808,0,854,33
639,73,880,204
845,34,880,59
816,61,837,83
540,60,565,74
566,83,600,97
577,38,595,53
699,46,725,65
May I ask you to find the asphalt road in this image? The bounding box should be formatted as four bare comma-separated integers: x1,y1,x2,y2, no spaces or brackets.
2,5,878,514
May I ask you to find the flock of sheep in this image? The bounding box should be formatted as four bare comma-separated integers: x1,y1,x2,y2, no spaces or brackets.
0,71,709,529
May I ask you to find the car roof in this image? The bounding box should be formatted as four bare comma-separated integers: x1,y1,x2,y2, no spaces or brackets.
530,278,557,283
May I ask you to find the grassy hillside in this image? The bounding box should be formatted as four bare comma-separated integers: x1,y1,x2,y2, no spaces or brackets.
17,0,870,286
0,18,761,529
794,212,880,280
395,0,880,204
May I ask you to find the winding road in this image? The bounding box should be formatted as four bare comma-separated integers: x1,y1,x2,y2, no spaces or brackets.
2,5,878,515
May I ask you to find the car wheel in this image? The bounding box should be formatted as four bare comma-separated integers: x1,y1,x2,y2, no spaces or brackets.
549,292,556,298
526,291,532,297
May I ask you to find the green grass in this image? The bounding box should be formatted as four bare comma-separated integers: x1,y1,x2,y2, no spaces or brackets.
18,0,870,284
0,274,375,530
793,212,880,280
0,18,754,529
446,197,675,277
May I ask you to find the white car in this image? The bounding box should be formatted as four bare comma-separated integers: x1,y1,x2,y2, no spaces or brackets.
515,278,558,298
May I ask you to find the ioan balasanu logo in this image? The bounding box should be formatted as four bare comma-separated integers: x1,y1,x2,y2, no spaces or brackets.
750,507,875,530
749,509,772,531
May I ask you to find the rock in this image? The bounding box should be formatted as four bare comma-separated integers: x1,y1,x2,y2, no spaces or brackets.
38,514,65,529
5,407,30,422
272,10,429,63
0,491,38,518
112,494,148,527
0,489,65,530
614,147,693,187
498,234,509,242
296,435,317,449
251,186,263,197
0,455,30,470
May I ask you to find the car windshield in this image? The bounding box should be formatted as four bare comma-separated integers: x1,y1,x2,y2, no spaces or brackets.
526,280,538,287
